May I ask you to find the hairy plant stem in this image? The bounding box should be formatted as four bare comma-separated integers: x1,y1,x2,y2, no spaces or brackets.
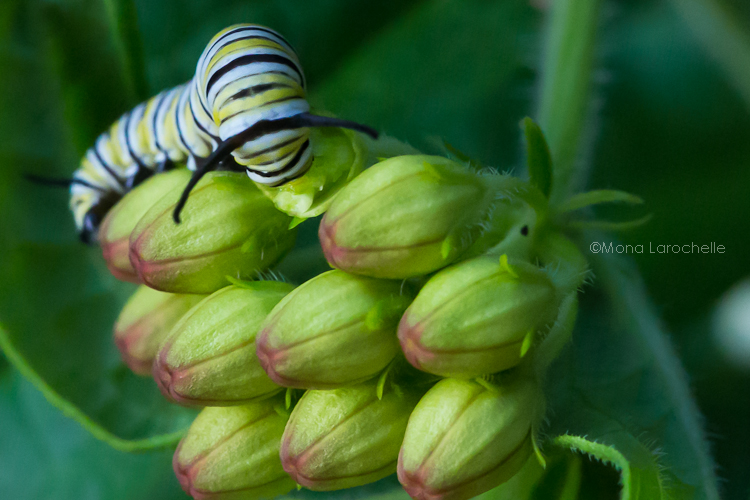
536,0,602,205
527,1,721,496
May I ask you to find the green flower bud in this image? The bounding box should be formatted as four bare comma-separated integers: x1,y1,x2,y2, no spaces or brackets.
255,126,367,219
319,155,496,279
257,270,413,389
398,377,538,500
113,285,204,375
129,172,297,294
398,255,558,377
174,395,295,500
280,380,422,490
154,282,293,406
100,169,192,282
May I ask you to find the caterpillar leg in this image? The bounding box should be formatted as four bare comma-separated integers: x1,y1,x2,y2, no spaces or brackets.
217,155,244,172
79,192,122,245
125,164,154,190
172,141,238,223
156,159,176,173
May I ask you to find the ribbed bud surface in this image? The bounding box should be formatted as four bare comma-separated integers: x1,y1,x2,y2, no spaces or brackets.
399,256,557,377
174,396,294,500
320,155,495,279
398,377,537,500
154,282,293,406
129,172,296,294
114,285,203,375
257,270,412,389
280,381,422,490
100,169,192,282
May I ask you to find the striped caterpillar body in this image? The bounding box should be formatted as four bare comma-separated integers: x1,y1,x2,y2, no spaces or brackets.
68,24,377,244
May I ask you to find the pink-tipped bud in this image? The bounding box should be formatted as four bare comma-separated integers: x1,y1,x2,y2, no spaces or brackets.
113,285,203,375
398,377,538,500
100,169,192,282
399,255,558,377
319,155,496,279
174,396,294,499
280,380,422,491
257,270,413,389
154,282,293,406
129,172,297,294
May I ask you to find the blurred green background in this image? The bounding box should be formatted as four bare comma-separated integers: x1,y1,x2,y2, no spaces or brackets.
1,0,749,498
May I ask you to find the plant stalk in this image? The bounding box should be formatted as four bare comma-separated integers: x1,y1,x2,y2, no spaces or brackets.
536,0,602,203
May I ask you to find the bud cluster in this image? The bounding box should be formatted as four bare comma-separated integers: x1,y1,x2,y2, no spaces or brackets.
96,126,602,500
309,154,589,499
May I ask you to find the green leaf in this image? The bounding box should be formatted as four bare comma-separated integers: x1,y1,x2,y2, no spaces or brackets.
567,214,654,232
669,0,750,111
133,0,425,92
101,0,149,101
561,190,651,233
310,0,538,168
35,0,148,154
528,452,583,500
522,117,553,199
543,246,720,500
559,190,644,213
0,367,186,500
0,324,188,451
0,244,196,448
0,0,194,448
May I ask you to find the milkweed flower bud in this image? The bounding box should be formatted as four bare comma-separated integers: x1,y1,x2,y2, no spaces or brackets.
399,255,558,377
154,282,293,406
174,395,295,500
129,172,297,294
256,270,413,389
255,127,368,219
319,155,496,279
113,285,204,375
281,381,423,490
100,169,192,282
398,377,538,500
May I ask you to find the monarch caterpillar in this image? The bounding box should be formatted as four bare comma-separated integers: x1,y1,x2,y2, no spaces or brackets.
48,24,377,244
